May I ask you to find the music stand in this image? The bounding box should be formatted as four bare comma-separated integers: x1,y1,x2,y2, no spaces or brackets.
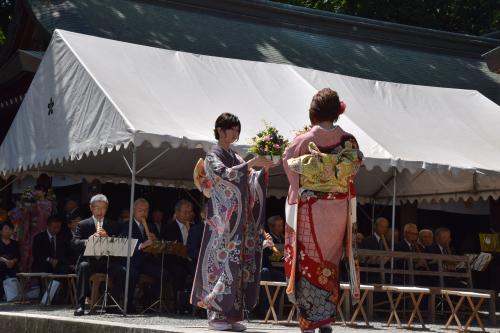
84,236,138,314
141,248,167,314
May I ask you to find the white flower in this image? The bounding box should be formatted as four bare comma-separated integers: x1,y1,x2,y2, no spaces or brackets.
301,266,311,278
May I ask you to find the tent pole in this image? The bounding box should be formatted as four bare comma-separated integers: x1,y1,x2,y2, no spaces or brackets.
371,198,375,234
390,167,397,284
123,144,136,315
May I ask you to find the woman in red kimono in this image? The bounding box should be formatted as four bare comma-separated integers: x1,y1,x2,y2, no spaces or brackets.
283,88,363,333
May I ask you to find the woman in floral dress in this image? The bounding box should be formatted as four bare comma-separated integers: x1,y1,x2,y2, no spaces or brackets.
191,113,275,331
283,88,363,333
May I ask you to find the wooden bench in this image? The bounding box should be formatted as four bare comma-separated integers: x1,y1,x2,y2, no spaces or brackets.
382,285,430,329
337,283,374,326
358,249,473,287
260,281,296,324
441,289,491,332
357,249,497,324
45,273,77,306
16,272,49,302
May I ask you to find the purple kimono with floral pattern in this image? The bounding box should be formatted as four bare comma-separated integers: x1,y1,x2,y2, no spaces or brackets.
190,145,267,322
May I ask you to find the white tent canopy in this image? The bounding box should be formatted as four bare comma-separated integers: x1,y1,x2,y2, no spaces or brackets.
1,29,500,203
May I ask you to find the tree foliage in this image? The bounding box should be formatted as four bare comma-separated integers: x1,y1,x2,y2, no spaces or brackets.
0,0,14,45
276,0,500,36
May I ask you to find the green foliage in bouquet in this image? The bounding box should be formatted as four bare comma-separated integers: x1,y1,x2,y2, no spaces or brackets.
21,187,36,203
249,124,289,156
294,125,312,137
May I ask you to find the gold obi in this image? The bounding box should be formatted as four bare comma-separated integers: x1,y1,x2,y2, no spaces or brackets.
287,141,362,193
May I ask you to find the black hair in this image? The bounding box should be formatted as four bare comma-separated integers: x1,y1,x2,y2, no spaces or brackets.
47,215,64,226
214,113,241,140
1,221,14,230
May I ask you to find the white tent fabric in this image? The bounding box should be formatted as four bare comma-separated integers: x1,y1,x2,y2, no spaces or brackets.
1,29,500,203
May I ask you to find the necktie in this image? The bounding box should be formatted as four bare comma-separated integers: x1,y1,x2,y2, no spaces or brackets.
50,236,56,258
378,238,384,250
139,223,145,240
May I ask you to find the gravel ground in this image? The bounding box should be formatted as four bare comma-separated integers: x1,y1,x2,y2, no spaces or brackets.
0,303,498,332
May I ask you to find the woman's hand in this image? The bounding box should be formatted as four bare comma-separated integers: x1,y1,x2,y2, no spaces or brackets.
248,156,278,170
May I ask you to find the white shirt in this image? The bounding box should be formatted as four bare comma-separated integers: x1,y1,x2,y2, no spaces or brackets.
404,239,414,251
374,232,381,243
176,219,189,245
438,244,449,254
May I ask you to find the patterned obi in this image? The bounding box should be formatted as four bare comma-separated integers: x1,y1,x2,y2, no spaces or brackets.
299,189,349,201
288,141,362,194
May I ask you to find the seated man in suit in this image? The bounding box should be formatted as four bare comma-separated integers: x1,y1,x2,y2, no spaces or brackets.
149,208,165,240
162,199,193,312
72,194,128,316
32,215,72,274
425,227,464,287
394,223,420,284
361,217,391,283
418,229,434,252
121,198,162,309
362,217,390,251
261,215,285,282
187,205,206,274
395,223,419,253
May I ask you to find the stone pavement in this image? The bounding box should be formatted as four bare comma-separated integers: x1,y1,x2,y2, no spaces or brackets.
0,303,498,332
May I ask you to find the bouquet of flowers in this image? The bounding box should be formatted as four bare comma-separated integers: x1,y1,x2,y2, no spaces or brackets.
46,188,57,202
21,187,36,206
294,124,312,137
33,190,45,202
248,124,288,163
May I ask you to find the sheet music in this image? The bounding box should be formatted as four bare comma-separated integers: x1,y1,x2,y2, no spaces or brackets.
83,236,138,257
456,252,492,272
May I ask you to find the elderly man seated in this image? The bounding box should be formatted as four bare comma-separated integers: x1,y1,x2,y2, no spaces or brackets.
425,227,465,287
418,229,434,252
394,223,421,284
361,217,391,283
362,217,390,251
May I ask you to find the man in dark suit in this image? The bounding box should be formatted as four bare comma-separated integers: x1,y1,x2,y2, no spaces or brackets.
187,222,204,273
261,215,285,282
394,223,419,284
361,217,390,283
395,223,419,253
162,199,193,312
417,229,434,252
424,227,464,287
32,215,72,274
362,217,390,251
121,198,162,309
149,208,166,240
71,194,128,316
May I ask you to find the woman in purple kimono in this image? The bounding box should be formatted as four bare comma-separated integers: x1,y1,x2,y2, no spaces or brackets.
191,113,275,331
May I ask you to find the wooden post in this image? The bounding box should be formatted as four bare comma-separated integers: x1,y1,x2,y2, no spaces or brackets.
438,259,444,287
408,256,415,285
367,290,374,320
428,293,436,323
